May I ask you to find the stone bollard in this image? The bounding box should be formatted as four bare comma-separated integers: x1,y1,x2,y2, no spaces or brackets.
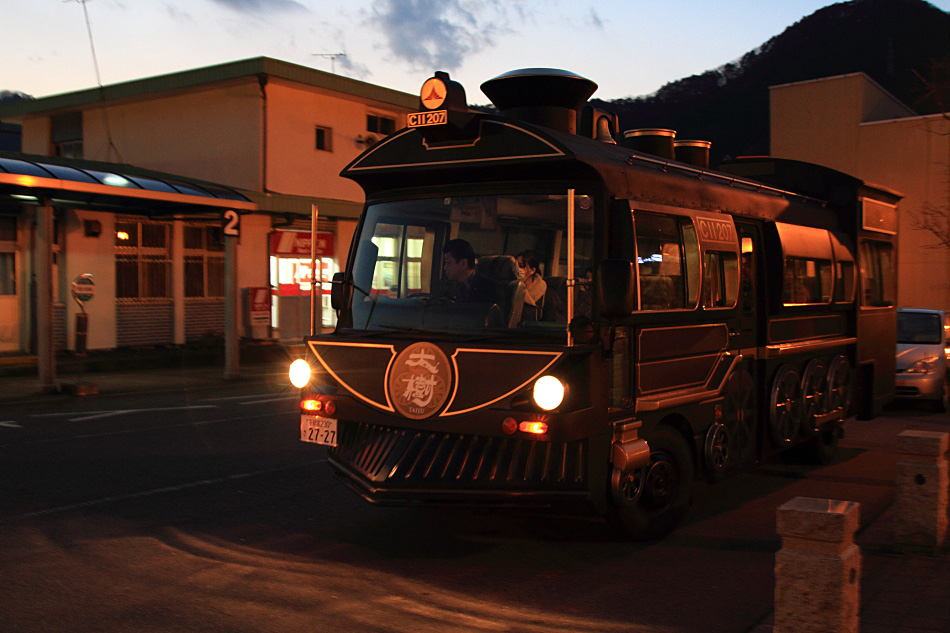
895,430,949,552
775,497,861,633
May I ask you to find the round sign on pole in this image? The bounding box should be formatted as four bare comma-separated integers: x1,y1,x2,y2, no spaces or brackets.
72,273,95,303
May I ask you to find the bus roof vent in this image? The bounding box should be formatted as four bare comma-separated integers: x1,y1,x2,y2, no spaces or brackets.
480,68,597,135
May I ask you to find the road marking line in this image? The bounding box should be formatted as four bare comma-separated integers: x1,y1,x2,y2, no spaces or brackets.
0,458,329,524
202,393,286,402
239,395,299,405
0,421,22,429
31,405,218,422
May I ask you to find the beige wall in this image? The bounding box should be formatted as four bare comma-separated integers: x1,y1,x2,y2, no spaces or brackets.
265,80,411,202
771,74,950,311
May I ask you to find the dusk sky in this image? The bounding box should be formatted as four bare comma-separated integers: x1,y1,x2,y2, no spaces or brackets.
6,0,950,103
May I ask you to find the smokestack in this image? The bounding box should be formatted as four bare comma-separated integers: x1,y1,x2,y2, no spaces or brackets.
480,68,597,135
674,140,711,168
622,128,676,159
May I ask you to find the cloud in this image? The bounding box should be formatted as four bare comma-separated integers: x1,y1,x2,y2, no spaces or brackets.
208,0,308,13
587,7,603,30
365,0,532,71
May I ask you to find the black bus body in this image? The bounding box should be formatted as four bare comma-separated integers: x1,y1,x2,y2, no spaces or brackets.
294,69,899,539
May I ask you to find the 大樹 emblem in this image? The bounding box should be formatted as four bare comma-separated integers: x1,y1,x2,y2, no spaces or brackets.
389,342,451,419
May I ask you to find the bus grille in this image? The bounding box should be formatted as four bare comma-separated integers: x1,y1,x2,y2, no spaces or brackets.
329,421,587,490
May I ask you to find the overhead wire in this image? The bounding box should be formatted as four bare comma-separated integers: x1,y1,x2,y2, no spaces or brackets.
70,0,124,162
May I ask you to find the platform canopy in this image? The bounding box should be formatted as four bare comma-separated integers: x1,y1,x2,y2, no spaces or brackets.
0,151,257,217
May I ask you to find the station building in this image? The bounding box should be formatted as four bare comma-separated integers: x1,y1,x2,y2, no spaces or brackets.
0,57,416,355
770,72,950,312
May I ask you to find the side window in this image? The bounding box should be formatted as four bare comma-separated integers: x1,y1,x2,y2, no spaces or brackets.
858,240,895,307
834,260,855,302
783,257,832,305
703,251,739,309
635,212,699,311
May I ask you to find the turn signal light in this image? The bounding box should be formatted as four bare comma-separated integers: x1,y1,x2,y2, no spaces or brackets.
301,399,322,412
519,421,548,435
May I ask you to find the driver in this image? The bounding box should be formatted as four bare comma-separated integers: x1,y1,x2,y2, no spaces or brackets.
441,238,494,303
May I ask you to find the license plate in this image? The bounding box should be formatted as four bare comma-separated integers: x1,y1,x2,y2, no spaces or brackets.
300,415,338,447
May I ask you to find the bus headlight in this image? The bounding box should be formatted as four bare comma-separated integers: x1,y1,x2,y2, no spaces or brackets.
533,375,565,411
289,359,313,388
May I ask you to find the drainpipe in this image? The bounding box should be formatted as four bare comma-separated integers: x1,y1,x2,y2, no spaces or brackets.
258,75,268,193
36,198,56,392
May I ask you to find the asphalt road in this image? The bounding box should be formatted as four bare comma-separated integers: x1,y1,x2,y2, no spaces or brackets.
0,382,945,633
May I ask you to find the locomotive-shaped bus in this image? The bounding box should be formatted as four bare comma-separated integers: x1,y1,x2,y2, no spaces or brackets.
290,69,899,539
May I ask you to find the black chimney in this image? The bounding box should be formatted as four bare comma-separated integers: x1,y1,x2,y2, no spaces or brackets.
480,68,597,135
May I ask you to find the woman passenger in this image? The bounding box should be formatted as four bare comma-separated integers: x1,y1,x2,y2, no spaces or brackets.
516,250,547,321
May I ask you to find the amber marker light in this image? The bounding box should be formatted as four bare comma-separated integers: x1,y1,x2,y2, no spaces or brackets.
519,421,549,435
301,399,322,412
532,375,565,410
289,359,313,388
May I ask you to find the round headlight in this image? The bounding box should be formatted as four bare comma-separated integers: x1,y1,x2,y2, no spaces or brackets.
289,359,313,388
533,375,565,411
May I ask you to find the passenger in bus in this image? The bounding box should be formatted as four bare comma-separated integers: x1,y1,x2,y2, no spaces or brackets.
516,250,547,321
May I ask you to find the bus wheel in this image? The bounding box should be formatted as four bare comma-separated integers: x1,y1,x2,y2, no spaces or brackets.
609,428,694,540
770,365,802,445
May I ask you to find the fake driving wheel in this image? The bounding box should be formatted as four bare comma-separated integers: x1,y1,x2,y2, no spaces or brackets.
770,365,802,445
800,359,827,436
825,355,852,415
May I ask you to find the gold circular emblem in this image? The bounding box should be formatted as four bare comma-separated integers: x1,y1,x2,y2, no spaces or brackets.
389,342,451,419
420,77,447,110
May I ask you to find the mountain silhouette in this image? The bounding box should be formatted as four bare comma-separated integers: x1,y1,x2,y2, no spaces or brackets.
593,0,950,164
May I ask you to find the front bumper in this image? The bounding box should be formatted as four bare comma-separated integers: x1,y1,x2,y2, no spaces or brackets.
895,372,944,400
327,419,593,507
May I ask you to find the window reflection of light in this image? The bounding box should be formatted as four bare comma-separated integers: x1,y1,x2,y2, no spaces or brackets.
103,174,130,187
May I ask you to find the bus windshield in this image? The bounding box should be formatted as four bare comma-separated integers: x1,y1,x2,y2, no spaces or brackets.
345,193,594,334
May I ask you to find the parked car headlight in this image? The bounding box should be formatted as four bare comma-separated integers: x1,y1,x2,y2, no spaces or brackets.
905,359,935,375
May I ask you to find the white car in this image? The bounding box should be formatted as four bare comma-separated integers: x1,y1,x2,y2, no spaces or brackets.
895,308,949,412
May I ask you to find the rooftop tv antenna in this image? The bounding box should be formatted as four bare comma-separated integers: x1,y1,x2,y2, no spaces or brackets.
313,53,346,74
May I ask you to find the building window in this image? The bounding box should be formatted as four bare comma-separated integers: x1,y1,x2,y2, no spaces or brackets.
315,126,332,151
51,112,82,159
183,225,225,298
0,216,15,295
115,220,171,299
366,114,395,136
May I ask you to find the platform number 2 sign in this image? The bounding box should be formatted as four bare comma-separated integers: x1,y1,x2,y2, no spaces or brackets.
222,209,240,237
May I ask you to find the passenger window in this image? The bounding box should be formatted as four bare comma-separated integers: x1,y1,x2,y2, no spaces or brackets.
635,212,699,310
834,260,855,303
783,257,832,305
858,240,895,307
703,251,739,308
